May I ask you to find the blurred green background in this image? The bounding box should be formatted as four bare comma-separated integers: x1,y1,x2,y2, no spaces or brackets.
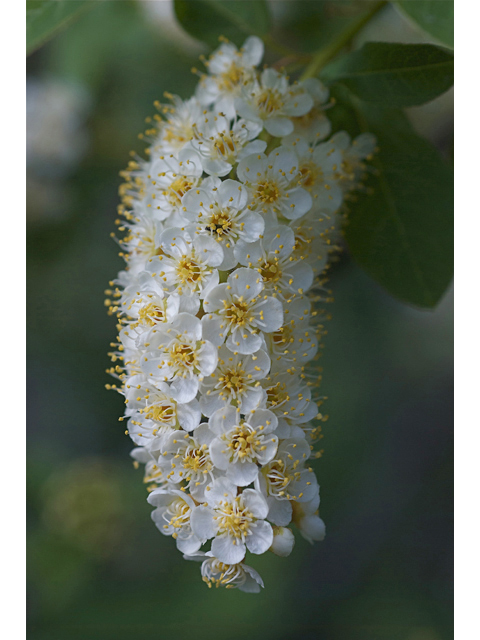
27,2,453,639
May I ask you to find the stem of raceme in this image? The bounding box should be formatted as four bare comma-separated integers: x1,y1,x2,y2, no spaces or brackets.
300,1,387,81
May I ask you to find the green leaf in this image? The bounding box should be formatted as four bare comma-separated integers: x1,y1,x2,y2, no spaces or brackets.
396,0,454,48
321,42,453,107
341,96,453,308
27,0,95,55
173,0,271,48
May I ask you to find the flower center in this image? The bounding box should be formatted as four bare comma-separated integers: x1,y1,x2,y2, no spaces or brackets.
256,88,283,116
227,424,259,461
219,63,244,92
254,180,280,205
166,498,191,529
138,302,165,326
165,176,194,207
265,459,293,496
176,256,203,284
213,132,237,161
218,366,246,395
144,402,175,423
169,342,198,370
182,445,211,475
272,325,294,349
202,558,247,589
224,298,252,327
206,210,233,237
215,497,253,539
259,257,282,284
267,382,289,407
299,162,322,189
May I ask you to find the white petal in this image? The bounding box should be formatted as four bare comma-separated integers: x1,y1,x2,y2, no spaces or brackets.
190,505,217,541
299,515,326,543
254,297,283,333
176,535,202,555
170,375,198,403
198,340,219,376
229,267,263,300
241,565,264,592
209,437,230,471
265,117,294,137
237,153,267,184
227,462,258,486
242,488,269,519
227,328,262,355
218,179,248,210
209,405,238,435
207,476,237,505
267,496,292,526
212,534,246,564
246,520,273,555
177,399,202,432
241,35,264,67
280,187,312,220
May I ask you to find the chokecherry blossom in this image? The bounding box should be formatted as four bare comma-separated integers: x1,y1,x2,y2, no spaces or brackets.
191,477,273,563
208,406,278,485
182,178,264,270
109,33,376,592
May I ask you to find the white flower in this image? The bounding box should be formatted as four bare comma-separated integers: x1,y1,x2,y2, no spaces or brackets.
124,375,201,449
185,551,264,592
146,227,223,302
182,178,264,270
202,267,283,354
234,223,313,299
330,131,377,192
292,492,326,544
235,68,313,137
199,345,269,417
158,424,217,499
152,95,203,155
208,406,278,486
118,212,164,275
264,296,319,371
148,488,202,555
270,526,295,557
263,373,319,436
191,477,273,564
141,313,218,402
255,438,318,526
131,447,170,488
290,78,331,142
119,271,181,331
237,148,312,221
289,212,332,276
196,36,264,119
191,112,266,176
282,134,344,214
147,148,204,221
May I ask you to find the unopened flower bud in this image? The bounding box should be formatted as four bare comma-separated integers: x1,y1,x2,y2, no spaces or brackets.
270,526,295,557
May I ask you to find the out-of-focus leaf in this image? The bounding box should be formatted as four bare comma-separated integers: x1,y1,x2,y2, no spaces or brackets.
340,95,453,308
273,1,365,53
321,42,453,107
27,0,95,55
396,0,454,48
173,0,271,48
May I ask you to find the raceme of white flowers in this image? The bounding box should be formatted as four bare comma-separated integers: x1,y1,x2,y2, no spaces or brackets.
106,36,376,593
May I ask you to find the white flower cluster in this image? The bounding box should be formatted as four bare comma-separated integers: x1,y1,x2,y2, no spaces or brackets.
107,36,375,592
